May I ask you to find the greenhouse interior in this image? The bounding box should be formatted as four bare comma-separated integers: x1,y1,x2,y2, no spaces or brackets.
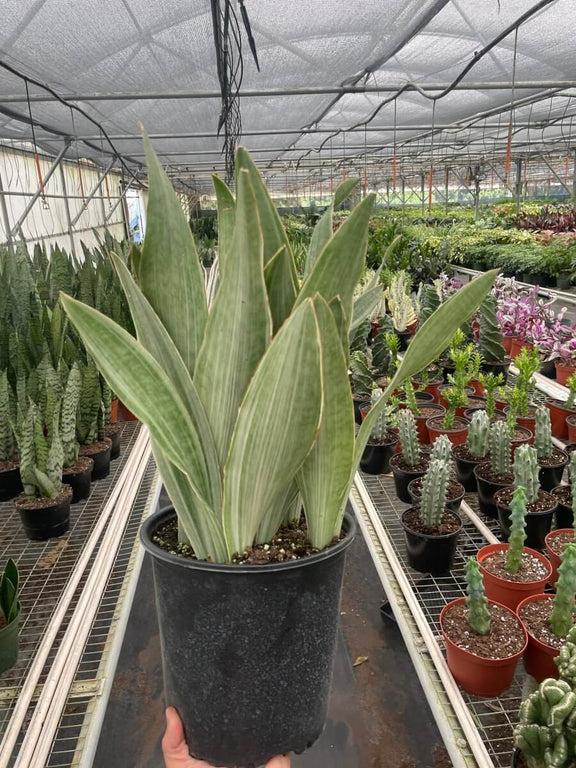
5,1,576,767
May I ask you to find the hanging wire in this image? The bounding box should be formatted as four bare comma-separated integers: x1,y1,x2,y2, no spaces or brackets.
504,27,519,179
70,108,86,202
24,80,47,207
427,101,436,210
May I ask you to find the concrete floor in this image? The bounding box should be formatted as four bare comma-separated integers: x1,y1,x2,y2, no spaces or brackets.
94,525,450,768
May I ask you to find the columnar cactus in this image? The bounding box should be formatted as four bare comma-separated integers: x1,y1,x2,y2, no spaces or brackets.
489,421,511,476
369,387,388,443
467,410,490,458
535,406,554,460
442,386,467,430
478,294,506,364
402,379,421,416
61,363,82,469
506,486,528,575
513,346,540,417
419,459,449,527
555,625,576,687
384,331,399,373
430,434,452,464
397,409,421,467
514,444,540,505
566,373,576,411
0,371,15,462
479,371,504,419
571,453,576,523
350,351,373,396
515,678,576,768
465,558,491,635
550,543,576,639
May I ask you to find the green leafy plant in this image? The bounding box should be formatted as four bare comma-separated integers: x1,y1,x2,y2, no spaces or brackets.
0,371,15,463
419,459,449,528
535,406,554,460
397,409,421,467
489,420,512,476
550,543,576,639
506,486,528,575
465,558,491,635
350,351,373,397
513,346,540,417
478,371,504,419
442,386,467,430
478,294,506,364
16,402,63,499
566,374,576,411
61,363,82,469
467,410,490,458
0,559,18,626
514,444,540,504
402,379,421,416
60,137,497,563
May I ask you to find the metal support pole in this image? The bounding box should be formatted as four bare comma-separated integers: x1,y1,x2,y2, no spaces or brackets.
70,158,117,227
401,177,406,208
515,158,523,213
540,157,571,196
0,170,14,251
58,163,76,258
105,180,134,225
572,150,576,205
9,144,69,239
420,173,425,214
444,167,449,213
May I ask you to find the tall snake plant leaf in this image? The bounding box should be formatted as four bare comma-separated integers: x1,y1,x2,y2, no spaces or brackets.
1,559,18,623
297,295,355,548
355,270,499,467
212,176,236,277
139,128,207,376
222,300,323,558
194,169,272,467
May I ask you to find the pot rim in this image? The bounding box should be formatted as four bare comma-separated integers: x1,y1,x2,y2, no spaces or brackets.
545,527,576,550
440,596,528,662
389,453,428,472
412,404,446,418
493,487,557,516
407,477,465,504
536,448,569,469
425,416,469,432
473,462,513,485
140,506,357,574
477,543,552,585
545,398,576,413
516,593,563,654
0,603,21,635
400,507,462,541
14,485,73,509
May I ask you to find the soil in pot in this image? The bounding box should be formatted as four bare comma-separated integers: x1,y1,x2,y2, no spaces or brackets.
552,484,573,528
474,462,514,519
496,487,556,550
477,544,551,610
545,398,575,440
556,360,576,386
0,457,23,502
517,594,576,681
360,431,399,475
141,508,356,767
426,416,469,447
79,438,112,480
401,507,461,575
568,414,576,444
463,406,506,422
455,396,486,419
440,598,527,697
511,426,534,456
390,454,430,503
407,477,465,513
15,485,72,540
538,447,569,492
62,456,93,503
545,529,575,588
105,422,122,460
452,444,487,492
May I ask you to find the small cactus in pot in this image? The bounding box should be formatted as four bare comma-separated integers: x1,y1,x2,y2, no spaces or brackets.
535,406,568,492
478,371,504,420
473,421,513,520
397,409,421,468
514,445,540,505
465,558,491,635
468,410,490,460
419,459,450,528
430,434,452,464
490,420,512,477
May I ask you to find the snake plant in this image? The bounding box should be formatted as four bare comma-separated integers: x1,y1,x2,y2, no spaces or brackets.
60,136,497,562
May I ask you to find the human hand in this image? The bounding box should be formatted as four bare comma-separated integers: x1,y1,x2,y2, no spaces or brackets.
162,707,291,768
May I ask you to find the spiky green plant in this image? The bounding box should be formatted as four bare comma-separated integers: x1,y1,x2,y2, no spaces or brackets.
61,363,82,469
419,459,449,528
369,387,388,443
442,386,467,430
506,486,528,575
478,295,506,364
478,371,504,419
16,402,63,499
551,543,576,639
515,677,576,768
555,625,576,687
430,434,452,464
59,137,497,562
513,346,540,417
489,420,511,476
0,371,15,463
76,360,101,445
350,351,373,397
566,373,576,411
402,379,421,416
535,406,554,460
371,317,395,377
382,331,400,374
397,409,421,467
465,558,491,635
514,444,540,504
467,410,490,458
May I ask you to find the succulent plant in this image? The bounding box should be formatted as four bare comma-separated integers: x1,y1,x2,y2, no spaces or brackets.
506,486,528,575
397,409,421,467
489,420,511,476
61,363,82,469
535,406,554,460
349,317,371,355
478,294,506,364
555,626,576,688
513,346,540,417
76,360,101,446
551,543,576,639
402,379,421,416
369,386,388,443
566,373,576,411
419,459,449,528
430,434,452,464
387,273,416,332
465,558,491,635
16,401,63,499
417,283,441,328
514,444,540,504
467,410,490,459
350,351,373,396
0,559,18,626
0,371,16,463
442,386,467,430
478,371,504,419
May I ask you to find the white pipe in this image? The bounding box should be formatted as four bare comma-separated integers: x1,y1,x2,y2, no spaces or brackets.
459,499,499,544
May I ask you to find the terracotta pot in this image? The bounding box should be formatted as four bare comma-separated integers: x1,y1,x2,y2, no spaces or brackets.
502,336,514,355
110,398,119,423
120,402,138,421
545,398,574,440
463,406,506,422
413,404,446,444
437,384,474,411
456,396,486,419
517,593,561,682
426,416,468,447
418,377,444,404
510,338,533,360
555,360,576,386
467,379,484,397
568,414,576,444
504,407,536,436
440,597,527,697
545,529,575,588
477,544,551,611
511,426,534,456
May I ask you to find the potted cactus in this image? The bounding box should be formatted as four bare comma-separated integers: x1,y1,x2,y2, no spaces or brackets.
407,435,465,512
0,372,22,502
477,486,552,610
545,372,576,440
440,558,527,697
478,294,511,381
505,346,541,434
399,378,443,444
474,421,514,519
359,387,398,475
401,454,462,574
14,401,72,540
60,136,496,767
390,409,429,502
60,362,94,503
453,409,490,491
518,543,576,682
386,272,416,349
77,360,112,480
350,350,373,424
534,406,568,491
0,559,19,674
496,444,557,549
464,371,505,422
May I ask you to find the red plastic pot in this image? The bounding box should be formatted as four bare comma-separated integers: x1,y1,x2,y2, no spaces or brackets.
440,597,527,697
545,399,573,440
511,426,534,456
568,414,576,444
545,529,575,589
468,379,485,397
502,337,514,355
413,404,446,444
556,360,576,386
426,416,468,447
437,384,474,411
110,399,119,423
477,544,551,611
510,338,533,360
417,377,444,404
504,407,536,436
517,593,561,682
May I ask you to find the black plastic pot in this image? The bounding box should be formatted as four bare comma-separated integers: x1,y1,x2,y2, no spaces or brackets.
81,438,112,481
540,359,557,379
353,396,370,425
401,508,462,575
552,486,573,529
511,748,526,768
141,507,356,768
390,455,428,503
473,463,513,520
16,488,72,540
453,450,484,492
538,449,569,492
62,459,93,504
0,605,19,674
395,329,412,351
360,436,399,475
407,478,465,513
496,489,556,550
0,465,23,502
106,424,122,460
440,360,455,383
479,358,511,384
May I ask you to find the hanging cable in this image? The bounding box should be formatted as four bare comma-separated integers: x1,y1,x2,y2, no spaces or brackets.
504,27,519,179
24,80,47,206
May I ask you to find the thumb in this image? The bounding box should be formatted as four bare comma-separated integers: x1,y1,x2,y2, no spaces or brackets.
266,757,291,768
162,707,191,764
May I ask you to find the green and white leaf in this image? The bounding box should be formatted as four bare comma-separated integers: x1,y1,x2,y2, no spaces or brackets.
212,176,235,276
